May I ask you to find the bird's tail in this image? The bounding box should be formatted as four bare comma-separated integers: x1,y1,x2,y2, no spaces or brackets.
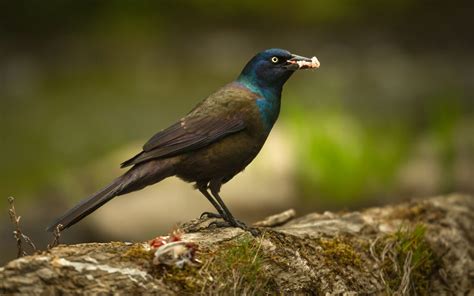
46,160,175,232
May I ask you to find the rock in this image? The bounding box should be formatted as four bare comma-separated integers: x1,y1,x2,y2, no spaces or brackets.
0,194,472,295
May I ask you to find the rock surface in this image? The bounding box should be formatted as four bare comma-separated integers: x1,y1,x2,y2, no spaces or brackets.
1,194,473,295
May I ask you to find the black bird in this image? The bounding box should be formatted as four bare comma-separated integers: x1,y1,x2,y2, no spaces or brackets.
47,48,320,233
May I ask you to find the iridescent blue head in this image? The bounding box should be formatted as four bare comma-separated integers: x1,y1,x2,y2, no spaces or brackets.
237,48,319,95
237,48,320,131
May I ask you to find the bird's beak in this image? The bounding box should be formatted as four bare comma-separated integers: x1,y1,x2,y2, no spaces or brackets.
285,54,320,70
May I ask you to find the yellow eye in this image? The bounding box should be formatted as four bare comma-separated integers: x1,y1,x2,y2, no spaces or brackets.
271,56,279,64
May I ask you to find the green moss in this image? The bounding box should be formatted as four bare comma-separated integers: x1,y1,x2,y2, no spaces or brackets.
123,243,154,261
200,235,273,294
319,237,362,268
153,235,273,294
377,224,437,295
160,265,203,293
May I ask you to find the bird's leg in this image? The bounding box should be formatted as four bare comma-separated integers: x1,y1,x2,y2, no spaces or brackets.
197,184,227,220
208,180,253,231
208,187,259,236
210,193,238,226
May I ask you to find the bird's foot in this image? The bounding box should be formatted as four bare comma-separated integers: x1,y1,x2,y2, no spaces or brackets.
200,212,222,219
209,220,260,236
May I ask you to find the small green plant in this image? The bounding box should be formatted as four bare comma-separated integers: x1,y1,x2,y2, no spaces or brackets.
158,235,273,295
199,235,272,295
371,224,437,295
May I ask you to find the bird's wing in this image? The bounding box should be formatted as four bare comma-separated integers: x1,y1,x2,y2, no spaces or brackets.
120,115,245,167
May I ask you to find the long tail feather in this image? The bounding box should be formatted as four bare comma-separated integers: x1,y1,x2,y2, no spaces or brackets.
46,159,175,232
46,175,125,232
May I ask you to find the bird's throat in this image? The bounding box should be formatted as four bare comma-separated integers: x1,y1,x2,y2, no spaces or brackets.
255,96,281,131
237,77,282,132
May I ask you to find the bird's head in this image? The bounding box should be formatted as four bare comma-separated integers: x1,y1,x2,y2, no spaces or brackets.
237,48,320,91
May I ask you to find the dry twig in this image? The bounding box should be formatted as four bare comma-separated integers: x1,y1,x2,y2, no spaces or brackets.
47,224,62,249
253,209,296,227
7,196,37,257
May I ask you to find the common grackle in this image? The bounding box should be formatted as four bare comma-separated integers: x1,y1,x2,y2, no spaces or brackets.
47,48,320,234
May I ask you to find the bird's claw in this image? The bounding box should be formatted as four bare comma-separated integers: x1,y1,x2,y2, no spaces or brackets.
208,220,260,236
208,219,244,228
200,212,222,219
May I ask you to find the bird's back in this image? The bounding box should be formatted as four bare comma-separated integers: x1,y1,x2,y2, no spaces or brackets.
173,82,276,184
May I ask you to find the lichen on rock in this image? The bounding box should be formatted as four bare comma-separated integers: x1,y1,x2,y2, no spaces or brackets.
0,194,472,295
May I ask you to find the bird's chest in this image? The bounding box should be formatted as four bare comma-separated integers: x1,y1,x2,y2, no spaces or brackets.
255,97,281,132
232,80,281,133
176,131,263,182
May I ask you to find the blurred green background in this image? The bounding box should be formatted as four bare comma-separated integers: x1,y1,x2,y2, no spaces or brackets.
1,0,473,264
